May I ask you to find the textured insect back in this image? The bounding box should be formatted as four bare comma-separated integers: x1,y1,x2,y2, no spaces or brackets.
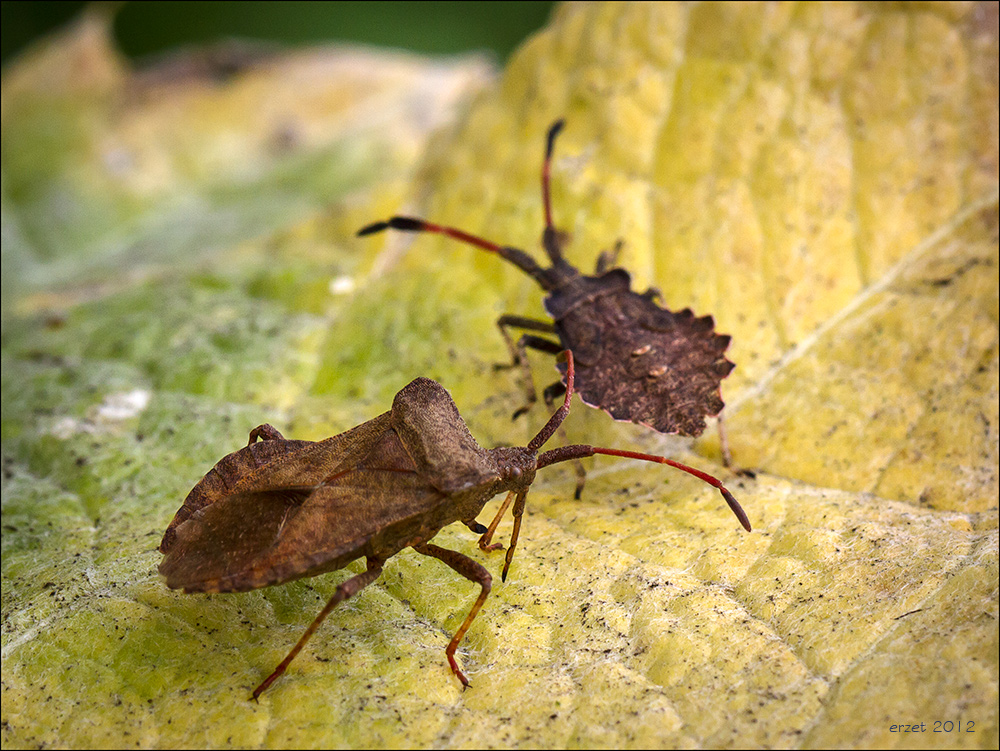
554,288,735,436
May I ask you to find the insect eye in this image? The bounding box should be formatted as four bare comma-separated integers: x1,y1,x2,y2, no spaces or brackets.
510,466,522,478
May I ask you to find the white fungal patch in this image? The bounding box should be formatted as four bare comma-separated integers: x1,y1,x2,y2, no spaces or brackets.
96,390,151,421
50,417,93,439
47,390,151,438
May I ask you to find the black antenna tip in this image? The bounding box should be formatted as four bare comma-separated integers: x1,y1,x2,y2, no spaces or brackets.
546,119,565,158
358,216,429,237
721,488,752,532
357,221,389,237
388,216,427,232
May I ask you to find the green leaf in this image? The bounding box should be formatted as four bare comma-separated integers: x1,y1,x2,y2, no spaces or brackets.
3,3,997,748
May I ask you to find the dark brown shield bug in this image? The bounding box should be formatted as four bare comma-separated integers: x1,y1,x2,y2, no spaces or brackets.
359,120,735,445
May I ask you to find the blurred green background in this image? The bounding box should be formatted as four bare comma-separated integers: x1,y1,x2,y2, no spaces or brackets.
1,1,557,66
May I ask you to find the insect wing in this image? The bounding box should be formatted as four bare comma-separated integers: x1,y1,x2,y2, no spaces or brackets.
160,418,455,593
160,413,394,554
230,412,394,493
254,436,448,579
160,485,315,592
159,435,314,554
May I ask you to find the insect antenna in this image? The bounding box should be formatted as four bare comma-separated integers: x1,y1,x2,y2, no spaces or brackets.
358,216,501,252
356,121,578,289
527,348,574,451
489,351,576,581
532,351,751,533
537,444,751,533
357,216,551,287
542,119,564,234
540,119,567,265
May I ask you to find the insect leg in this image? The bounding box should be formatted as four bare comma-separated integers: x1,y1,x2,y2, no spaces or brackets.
592,242,663,302
717,413,734,469
413,543,492,689
716,414,756,478
541,380,566,405
251,557,384,701
247,423,285,445
477,490,516,552
500,490,529,582
519,335,563,354
495,314,560,419
594,239,625,275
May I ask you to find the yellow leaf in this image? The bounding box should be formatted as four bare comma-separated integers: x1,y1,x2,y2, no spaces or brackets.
3,3,997,749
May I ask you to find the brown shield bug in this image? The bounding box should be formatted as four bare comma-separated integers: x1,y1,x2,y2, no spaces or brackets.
359,120,735,443
159,352,750,700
